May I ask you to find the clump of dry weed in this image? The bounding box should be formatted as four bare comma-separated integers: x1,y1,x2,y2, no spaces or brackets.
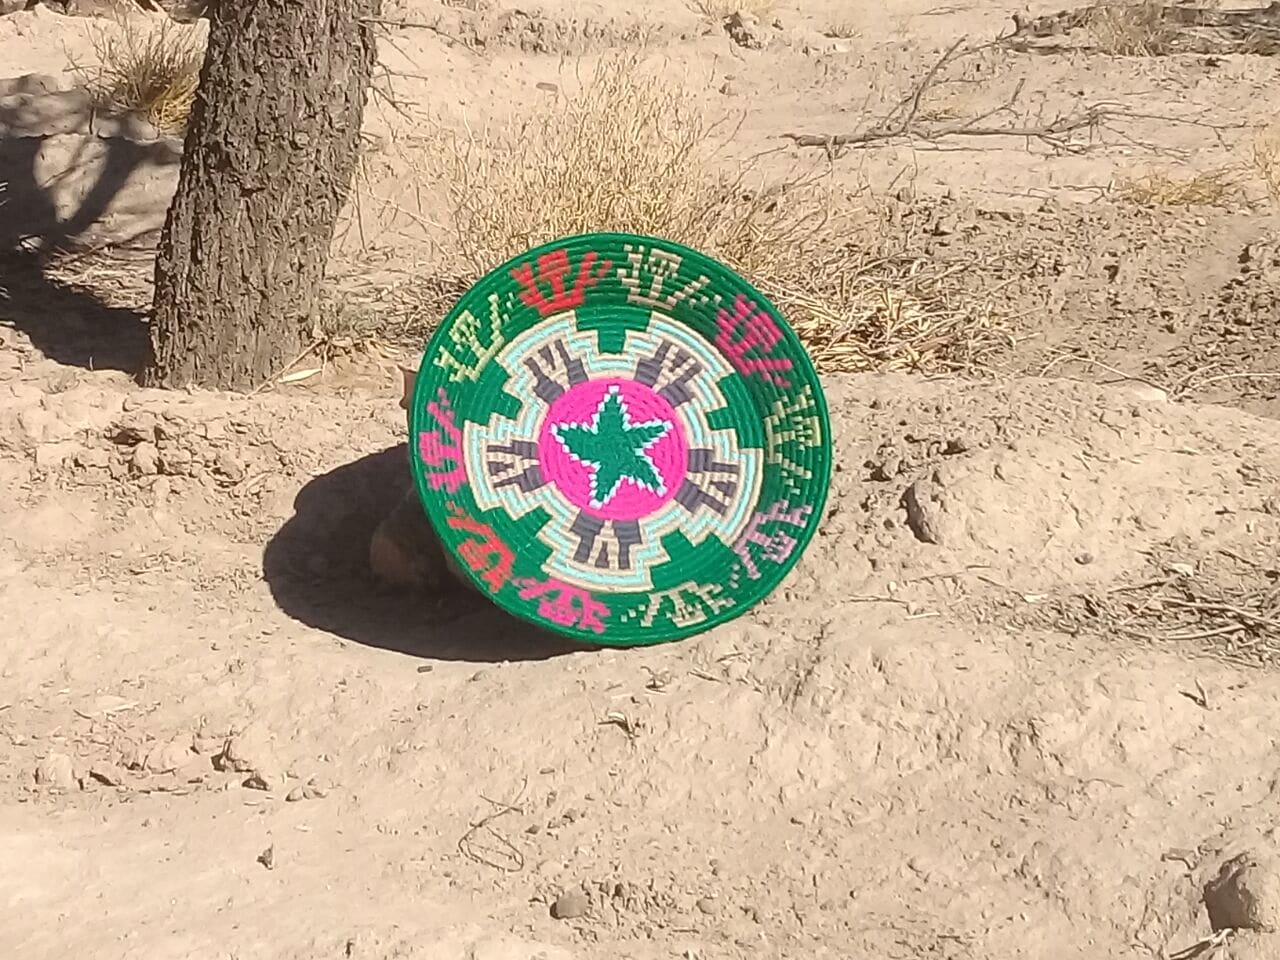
689,0,775,21
73,16,205,132
1116,168,1241,207
389,52,1007,376
1253,123,1280,204
1086,1,1178,55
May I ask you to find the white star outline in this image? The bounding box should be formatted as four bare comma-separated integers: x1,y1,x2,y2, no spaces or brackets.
551,384,674,509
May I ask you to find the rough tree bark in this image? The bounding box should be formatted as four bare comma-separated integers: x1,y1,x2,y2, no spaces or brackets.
141,0,380,390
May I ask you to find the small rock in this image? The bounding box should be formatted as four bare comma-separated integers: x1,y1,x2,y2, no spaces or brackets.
157,445,194,476
550,889,590,920
144,736,199,774
944,437,970,455
17,409,55,443
725,11,770,49
696,896,720,915
34,443,72,471
902,478,943,545
69,447,108,471
217,722,278,774
932,215,959,236
870,456,900,482
302,780,329,800
34,752,76,789
131,441,160,476
1075,552,1095,566
88,763,128,786
285,786,305,802
218,723,284,789
212,450,243,483
108,415,160,446
257,844,275,870
1205,850,1280,933
242,771,280,791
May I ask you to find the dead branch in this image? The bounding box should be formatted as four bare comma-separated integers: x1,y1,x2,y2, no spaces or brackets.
783,34,1243,156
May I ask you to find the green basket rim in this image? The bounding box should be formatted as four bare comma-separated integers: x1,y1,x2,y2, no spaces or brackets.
408,230,833,647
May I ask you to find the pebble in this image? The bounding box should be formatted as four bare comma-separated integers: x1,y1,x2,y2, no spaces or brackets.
696,896,720,915
131,442,161,476
550,889,590,920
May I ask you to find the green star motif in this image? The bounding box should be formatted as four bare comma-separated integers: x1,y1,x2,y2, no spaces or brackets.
553,386,673,508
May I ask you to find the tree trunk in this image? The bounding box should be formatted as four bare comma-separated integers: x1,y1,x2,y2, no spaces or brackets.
141,0,379,391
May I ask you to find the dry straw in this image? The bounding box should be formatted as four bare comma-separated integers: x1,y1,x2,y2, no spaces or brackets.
1085,1,1180,56
1115,168,1241,208
376,51,1005,376
72,14,205,132
1253,122,1280,204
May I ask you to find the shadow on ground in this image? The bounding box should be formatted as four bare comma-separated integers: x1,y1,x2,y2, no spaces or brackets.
262,444,589,663
0,76,181,373
0,252,150,371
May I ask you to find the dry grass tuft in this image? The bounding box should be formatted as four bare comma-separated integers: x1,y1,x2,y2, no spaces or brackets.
375,51,1007,375
689,0,775,21
73,16,205,132
1022,550,1280,667
1252,122,1280,204
1115,168,1241,208
824,20,858,40
1085,1,1178,55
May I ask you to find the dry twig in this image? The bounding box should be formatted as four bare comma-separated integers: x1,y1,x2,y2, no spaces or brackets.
784,35,1241,156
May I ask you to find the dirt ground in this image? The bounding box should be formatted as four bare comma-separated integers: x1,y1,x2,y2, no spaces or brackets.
3,1,1280,958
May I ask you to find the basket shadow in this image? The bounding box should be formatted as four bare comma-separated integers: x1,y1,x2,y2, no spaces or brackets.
261,444,588,663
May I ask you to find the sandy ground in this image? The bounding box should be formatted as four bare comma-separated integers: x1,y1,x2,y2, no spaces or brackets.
3,1,1280,958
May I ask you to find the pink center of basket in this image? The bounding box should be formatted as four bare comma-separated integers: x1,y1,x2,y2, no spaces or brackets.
537,378,688,521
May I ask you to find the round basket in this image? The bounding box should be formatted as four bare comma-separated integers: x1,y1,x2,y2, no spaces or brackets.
408,232,832,647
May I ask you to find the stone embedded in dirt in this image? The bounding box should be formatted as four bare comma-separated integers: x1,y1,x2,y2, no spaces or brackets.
212,450,244,483
144,736,200,775
725,11,770,49
73,447,110,471
285,786,305,802
130,442,161,476
216,722,284,788
257,844,275,870
902,478,944,545
1205,850,1280,933
34,752,76,789
870,455,901,482
243,771,280,791
88,763,127,786
33,443,73,472
550,889,590,920
157,445,195,477
109,417,160,447
696,896,719,915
